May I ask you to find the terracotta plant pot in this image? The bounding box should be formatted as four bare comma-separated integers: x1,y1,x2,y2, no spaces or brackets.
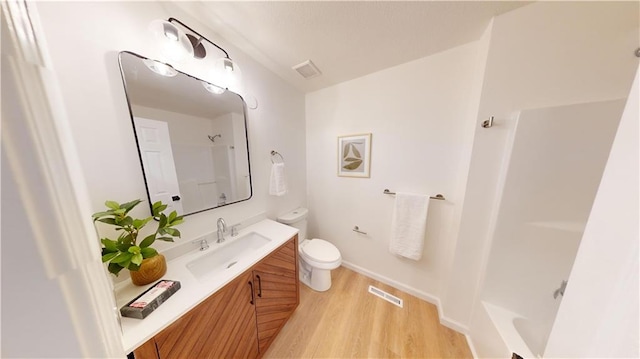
130,253,167,286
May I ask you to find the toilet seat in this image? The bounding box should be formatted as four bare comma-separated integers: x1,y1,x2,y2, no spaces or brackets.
300,238,341,265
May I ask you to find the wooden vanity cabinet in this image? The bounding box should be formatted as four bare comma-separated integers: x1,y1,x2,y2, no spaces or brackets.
153,270,259,359
133,235,298,359
253,235,299,354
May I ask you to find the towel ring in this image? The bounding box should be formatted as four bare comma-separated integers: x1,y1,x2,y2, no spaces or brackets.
270,150,284,164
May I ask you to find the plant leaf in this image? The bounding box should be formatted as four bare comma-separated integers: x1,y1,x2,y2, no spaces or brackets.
344,157,360,161
133,217,151,229
108,262,124,276
156,236,175,242
117,216,133,227
116,242,130,252
127,246,141,255
168,211,177,223
92,211,112,220
131,253,143,266
343,143,349,158
105,200,120,210
140,247,158,258
343,159,363,170
139,234,156,248
120,199,143,213
97,218,117,225
119,233,134,247
101,238,118,252
128,262,141,272
153,201,168,216
163,228,180,237
101,252,119,263
111,252,133,264
158,213,167,229
169,219,184,227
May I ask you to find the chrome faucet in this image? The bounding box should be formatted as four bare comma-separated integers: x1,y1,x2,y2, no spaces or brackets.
217,217,227,243
554,280,568,299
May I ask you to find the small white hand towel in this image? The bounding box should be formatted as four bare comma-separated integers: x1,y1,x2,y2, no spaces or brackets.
389,192,429,260
269,162,287,196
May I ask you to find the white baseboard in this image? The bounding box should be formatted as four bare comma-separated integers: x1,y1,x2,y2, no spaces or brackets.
341,261,439,305
340,261,471,336
436,299,470,333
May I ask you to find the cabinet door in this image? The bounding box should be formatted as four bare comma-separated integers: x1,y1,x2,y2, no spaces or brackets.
154,271,259,359
253,236,299,353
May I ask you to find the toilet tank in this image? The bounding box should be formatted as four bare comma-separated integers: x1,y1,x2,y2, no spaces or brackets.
277,207,308,240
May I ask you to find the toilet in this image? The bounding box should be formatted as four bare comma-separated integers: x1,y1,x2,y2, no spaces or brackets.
277,207,342,292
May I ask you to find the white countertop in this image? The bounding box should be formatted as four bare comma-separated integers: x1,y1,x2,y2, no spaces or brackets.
115,219,298,354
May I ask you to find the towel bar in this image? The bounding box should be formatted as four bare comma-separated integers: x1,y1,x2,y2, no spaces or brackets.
383,189,445,200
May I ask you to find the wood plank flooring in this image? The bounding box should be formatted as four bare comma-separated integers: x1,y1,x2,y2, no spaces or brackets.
263,266,473,358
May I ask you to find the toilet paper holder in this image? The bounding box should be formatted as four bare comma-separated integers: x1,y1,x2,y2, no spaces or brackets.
352,226,367,235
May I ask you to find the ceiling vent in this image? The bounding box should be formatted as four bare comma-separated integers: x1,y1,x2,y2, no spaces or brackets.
292,60,321,79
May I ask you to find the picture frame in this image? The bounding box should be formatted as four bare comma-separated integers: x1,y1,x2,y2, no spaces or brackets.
338,133,372,178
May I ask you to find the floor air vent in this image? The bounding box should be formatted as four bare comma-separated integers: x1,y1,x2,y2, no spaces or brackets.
368,285,403,308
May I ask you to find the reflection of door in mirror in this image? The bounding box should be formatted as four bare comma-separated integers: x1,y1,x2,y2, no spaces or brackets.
134,107,243,215
119,51,252,216
133,117,184,215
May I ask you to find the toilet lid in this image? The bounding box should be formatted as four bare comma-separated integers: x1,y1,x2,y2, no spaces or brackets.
301,239,340,263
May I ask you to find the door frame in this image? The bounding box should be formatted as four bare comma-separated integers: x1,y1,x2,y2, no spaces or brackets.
2,2,124,357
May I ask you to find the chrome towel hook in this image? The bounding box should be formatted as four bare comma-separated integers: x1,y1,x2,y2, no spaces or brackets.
481,116,494,128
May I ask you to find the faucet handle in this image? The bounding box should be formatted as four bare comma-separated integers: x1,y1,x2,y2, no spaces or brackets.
231,224,241,237
192,237,209,251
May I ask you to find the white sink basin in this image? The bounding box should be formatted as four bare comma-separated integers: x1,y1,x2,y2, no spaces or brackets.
186,232,271,280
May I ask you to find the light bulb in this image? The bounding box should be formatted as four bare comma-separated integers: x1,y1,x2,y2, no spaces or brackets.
212,57,242,93
142,59,177,77
149,20,193,63
202,81,225,94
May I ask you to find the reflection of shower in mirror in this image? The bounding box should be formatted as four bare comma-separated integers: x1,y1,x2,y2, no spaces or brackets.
208,134,222,143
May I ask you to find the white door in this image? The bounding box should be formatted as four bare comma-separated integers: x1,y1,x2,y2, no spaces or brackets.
134,117,184,215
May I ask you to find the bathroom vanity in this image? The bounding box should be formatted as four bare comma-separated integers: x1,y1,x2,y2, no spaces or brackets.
116,219,299,359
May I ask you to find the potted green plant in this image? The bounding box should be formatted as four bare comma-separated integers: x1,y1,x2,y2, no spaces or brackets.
92,199,184,285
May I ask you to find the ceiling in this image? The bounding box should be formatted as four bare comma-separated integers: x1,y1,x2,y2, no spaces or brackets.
170,1,532,93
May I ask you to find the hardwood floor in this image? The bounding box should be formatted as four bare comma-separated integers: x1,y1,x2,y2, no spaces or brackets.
263,266,473,358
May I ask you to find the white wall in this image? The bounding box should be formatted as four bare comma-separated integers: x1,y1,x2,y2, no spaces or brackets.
35,1,306,257
305,41,482,302
444,1,639,340
545,66,639,358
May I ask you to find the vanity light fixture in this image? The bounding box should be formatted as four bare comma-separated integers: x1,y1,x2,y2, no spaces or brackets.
167,18,243,92
202,81,226,95
148,20,194,63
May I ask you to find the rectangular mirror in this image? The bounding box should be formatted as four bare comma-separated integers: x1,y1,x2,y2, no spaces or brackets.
118,51,252,216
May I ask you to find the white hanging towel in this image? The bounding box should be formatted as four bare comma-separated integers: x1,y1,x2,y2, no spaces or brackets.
389,192,429,260
269,162,287,196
